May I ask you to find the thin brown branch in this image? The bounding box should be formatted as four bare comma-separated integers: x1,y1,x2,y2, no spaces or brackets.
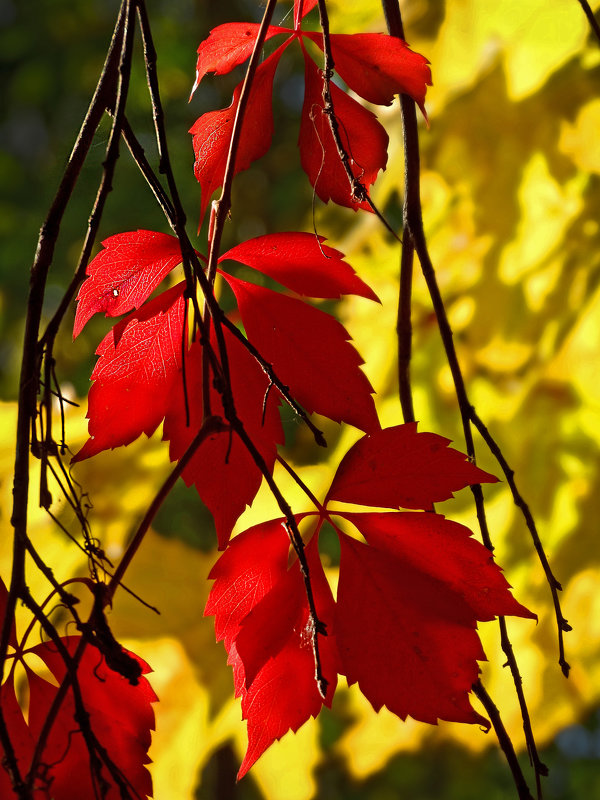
315,0,401,239
471,408,571,676
397,233,415,423
576,0,600,44
0,3,129,793
382,1,549,797
105,415,228,602
472,680,535,800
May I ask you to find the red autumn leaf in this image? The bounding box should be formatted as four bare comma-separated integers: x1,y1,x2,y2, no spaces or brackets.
73,230,184,339
25,636,156,799
334,512,535,726
0,681,34,798
191,22,291,98
299,48,389,211
73,283,185,462
222,274,379,432
162,324,284,548
190,43,290,224
326,423,498,509
294,0,317,27
305,32,432,113
206,518,338,778
219,232,378,300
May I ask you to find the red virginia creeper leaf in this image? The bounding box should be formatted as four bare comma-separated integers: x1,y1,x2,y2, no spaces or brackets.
163,324,284,548
294,0,317,28
222,274,379,432
334,512,535,727
190,43,290,224
219,232,379,301
26,636,156,800
326,423,497,509
299,48,389,211
0,680,34,797
305,32,432,113
191,23,291,98
73,230,184,339
73,283,185,462
206,518,338,778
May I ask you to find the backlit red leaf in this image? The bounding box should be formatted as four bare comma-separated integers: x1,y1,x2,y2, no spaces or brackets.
223,274,379,432
73,283,185,462
190,43,290,224
0,681,34,797
219,232,378,300
162,324,284,548
299,49,389,211
73,230,183,339
206,518,337,778
191,22,291,98
326,423,497,509
334,512,534,726
26,636,156,799
305,32,432,112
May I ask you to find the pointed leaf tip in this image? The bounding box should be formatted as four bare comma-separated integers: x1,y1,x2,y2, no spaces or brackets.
327,423,497,510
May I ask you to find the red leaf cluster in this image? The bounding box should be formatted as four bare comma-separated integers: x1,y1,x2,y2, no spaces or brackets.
205,426,535,776
0,582,156,799
74,230,377,545
60,7,536,787
190,6,431,218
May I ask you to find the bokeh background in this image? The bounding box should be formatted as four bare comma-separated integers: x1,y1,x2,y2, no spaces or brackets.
1,0,600,797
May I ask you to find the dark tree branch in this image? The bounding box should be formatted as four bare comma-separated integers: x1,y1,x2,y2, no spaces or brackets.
0,3,130,794
381,1,553,797
472,680,535,800
576,0,600,44
315,0,401,239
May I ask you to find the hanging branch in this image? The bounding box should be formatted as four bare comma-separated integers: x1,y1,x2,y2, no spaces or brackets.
315,0,401,241
472,680,535,800
576,0,600,44
380,0,557,796
0,3,131,793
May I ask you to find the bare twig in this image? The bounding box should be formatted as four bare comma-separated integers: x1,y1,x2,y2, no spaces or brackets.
576,0,600,44
0,3,130,794
381,1,554,796
472,680,535,800
315,0,401,239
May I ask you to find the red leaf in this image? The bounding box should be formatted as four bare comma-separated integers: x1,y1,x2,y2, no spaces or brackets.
299,49,389,211
162,324,284,548
294,0,317,28
191,23,291,98
326,423,497,509
222,274,379,432
73,230,184,339
305,32,432,112
334,512,534,726
0,681,34,797
206,518,338,778
190,43,290,224
219,232,379,301
73,283,185,462
26,636,156,800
